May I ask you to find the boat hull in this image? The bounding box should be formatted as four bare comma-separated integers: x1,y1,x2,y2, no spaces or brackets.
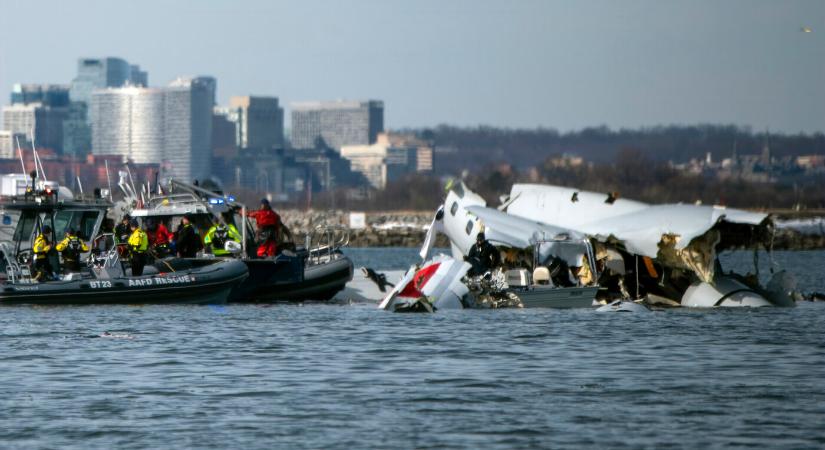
511,285,599,308
231,255,354,302
0,259,248,305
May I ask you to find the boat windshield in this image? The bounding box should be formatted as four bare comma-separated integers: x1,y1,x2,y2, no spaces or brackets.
53,210,101,240
12,209,104,244
12,211,37,243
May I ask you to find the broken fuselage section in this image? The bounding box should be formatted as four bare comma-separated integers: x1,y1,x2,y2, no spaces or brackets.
380,182,795,312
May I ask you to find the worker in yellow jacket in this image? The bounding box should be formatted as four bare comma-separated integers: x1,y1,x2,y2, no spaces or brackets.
127,219,149,276
33,225,54,281
56,228,90,273
204,220,242,257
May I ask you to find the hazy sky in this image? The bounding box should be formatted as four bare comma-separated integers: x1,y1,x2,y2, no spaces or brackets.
1,0,823,132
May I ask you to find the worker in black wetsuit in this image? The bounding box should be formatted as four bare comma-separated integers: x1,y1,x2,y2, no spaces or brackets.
175,215,202,258
114,214,132,244
465,232,500,276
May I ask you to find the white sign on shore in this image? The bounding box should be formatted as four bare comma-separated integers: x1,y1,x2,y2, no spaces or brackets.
349,212,366,229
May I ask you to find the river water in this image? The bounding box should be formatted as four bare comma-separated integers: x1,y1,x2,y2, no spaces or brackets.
1,249,823,449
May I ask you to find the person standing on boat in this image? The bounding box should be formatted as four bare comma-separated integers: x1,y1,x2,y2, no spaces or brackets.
204,219,242,257
247,198,280,258
146,219,174,258
114,214,132,244
56,228,89,273
465,232,500,276
33,225,55,281
127,219,149,276
175,215,202,258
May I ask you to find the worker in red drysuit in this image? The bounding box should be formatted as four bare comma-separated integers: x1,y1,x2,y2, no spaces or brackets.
247,198,280,258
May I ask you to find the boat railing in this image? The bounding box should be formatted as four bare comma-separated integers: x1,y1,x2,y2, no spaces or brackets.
89,233,125,270
0,242,33,284
304,225,350,266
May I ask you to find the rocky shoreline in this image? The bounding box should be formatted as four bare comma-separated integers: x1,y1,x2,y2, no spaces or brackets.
279,209,825,250
281,209,449,248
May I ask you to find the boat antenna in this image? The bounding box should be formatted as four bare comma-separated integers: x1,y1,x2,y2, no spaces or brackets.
125,164,137,200
105,159,113,201
14,135,26,174
30,127,47,182
76,176,84,197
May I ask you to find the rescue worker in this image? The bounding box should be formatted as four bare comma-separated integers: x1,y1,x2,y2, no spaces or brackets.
127,219,149,276
114,214,132,244
204,219,242,257
175,215,202,258
465,232,500,276
146,219,174,258
247,198,280,258
33,225,55,281
56,228,89,273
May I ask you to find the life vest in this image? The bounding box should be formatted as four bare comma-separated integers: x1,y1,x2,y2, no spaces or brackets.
212,227,228,249
128,229,149,253
57,235,88,261
33,234,51,260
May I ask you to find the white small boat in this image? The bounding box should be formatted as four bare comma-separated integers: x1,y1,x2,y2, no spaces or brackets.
510,285,600,308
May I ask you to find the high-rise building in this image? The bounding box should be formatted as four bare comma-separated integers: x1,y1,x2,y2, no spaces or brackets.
165,77,215,182
212,107,238,159
229,96,284,149
90,77,214,182
10,83,70,107
62,103,91,156
90,87,165,164
1,103,68,154
70,57,146,104
290,100,383,150
0,130,14,159
3,84,70,154
130,65,148,87
67,57,147,157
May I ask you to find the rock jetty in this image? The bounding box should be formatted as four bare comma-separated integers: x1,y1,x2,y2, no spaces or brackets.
280,209,449,248
278,209,825,249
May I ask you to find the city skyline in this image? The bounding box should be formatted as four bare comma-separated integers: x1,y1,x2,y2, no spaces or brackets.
0,0,823,134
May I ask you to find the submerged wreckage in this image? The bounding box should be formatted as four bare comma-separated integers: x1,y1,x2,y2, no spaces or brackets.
379,182,797,312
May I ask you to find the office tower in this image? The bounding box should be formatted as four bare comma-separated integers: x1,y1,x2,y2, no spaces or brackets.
67,57,148,156
62,103,91,156
3,84,70,154
130,65,148,87
90,77,214,182
10,83,70,107
165,77,215,182
1,103,68,154
290,100,383,150
0,131,14,159
70,57,147,104
90,87,165,164
229,96,284,149
212,106,238,159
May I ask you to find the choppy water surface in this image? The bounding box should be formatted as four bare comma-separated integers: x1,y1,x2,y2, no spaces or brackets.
1,249,823,449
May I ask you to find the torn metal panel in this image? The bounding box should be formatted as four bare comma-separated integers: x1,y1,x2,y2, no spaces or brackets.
379,255,470,312
506,183,769,258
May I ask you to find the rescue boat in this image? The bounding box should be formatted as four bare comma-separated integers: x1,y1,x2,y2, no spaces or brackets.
126,179,353,302
0,184,248,305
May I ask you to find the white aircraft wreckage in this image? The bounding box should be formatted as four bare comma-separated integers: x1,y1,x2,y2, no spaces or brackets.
379,181,797,312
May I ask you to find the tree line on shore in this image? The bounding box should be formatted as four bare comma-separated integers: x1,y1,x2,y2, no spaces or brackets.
308,155,822,212
302,125,825,211
414,124,825,174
